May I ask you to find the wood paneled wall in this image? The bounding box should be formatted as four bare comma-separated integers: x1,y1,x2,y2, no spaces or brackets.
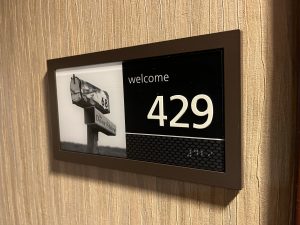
0,0,297,224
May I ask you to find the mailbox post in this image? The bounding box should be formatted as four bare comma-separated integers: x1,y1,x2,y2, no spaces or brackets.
70,75,116,153
87,126,98,154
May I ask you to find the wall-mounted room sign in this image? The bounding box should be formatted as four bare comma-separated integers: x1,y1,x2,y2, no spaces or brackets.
47,30,241,189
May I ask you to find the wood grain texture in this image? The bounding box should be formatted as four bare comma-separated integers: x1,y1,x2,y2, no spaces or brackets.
0,0,297,224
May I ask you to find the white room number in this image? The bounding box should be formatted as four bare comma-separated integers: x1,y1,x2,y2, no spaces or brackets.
147,94,214,129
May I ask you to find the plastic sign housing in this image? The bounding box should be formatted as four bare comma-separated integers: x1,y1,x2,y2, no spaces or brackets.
47,30,241,189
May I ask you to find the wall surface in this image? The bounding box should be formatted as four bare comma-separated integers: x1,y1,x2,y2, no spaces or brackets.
0,0,297,224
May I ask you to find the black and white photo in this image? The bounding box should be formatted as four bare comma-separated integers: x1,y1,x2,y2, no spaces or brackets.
55,62,127,158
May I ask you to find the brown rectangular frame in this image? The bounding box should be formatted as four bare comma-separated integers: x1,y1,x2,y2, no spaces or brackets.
47,30,242,189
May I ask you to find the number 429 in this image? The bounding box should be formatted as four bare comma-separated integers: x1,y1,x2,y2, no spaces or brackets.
147,94,213,129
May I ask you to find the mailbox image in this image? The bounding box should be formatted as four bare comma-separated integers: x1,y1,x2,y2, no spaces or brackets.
70,75,110,114
55,62,127,158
